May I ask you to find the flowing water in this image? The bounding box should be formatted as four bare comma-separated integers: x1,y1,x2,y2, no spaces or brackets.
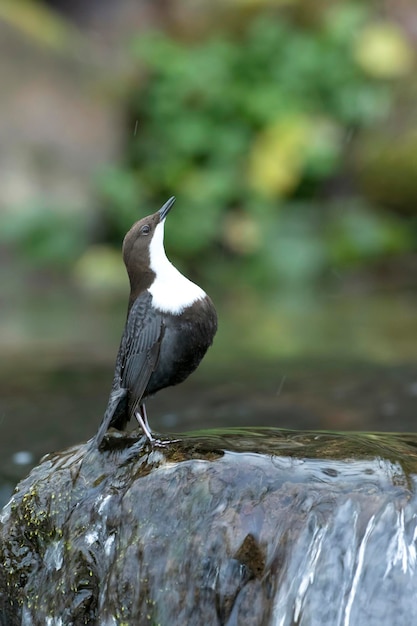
2,429,417,625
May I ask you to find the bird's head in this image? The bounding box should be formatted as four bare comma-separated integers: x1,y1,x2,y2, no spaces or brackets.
122,197,176,298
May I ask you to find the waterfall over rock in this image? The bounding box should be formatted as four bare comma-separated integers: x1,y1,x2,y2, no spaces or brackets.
1,428,417,625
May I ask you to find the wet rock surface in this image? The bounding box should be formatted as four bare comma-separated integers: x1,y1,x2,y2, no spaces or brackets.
1,428,417,625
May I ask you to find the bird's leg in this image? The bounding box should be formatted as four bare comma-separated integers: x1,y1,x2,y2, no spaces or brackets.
135,403,179,447
140,402,151,432
134,403,154,443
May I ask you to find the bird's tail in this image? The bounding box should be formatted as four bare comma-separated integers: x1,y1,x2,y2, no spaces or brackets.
71,388,128,487
91,387,128,449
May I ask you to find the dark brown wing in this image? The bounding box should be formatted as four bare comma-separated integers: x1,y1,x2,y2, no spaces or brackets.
120,294,164,419
93,291,163,446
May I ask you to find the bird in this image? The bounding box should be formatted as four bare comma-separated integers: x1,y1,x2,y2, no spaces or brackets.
94,196,218,447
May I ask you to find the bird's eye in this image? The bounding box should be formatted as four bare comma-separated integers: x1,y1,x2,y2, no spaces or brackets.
141,225,151,235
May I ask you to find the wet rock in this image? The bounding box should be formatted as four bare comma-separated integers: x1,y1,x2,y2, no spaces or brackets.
2,428,417,625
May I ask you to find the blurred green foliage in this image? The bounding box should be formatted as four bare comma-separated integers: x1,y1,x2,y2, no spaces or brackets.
97,5,414,291
1,2,415,293
1,206,88,268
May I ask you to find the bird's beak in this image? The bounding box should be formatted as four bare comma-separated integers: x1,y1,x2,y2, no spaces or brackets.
158,196,176,221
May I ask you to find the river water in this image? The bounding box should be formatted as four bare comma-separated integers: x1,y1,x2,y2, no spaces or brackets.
0,282,416,507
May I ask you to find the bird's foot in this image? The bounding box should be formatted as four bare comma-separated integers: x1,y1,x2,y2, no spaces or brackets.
149,436,180,448
134,410,179,447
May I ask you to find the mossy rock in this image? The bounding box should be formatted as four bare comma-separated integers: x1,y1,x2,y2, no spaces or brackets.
1,428,417,625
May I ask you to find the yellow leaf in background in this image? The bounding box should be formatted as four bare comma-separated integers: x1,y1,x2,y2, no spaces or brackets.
73,246,127,295
248,116,310,198
354,22,414,79
0,0,81,52
223,213,261,255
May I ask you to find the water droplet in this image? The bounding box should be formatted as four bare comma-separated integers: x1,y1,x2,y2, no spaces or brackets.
12,451,34,466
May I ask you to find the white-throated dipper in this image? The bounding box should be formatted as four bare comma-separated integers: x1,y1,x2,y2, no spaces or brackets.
94,197,217,446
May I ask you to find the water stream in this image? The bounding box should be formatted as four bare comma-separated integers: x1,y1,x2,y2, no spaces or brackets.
2,429,417,624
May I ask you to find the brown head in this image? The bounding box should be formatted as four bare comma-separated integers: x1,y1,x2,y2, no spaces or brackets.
122,197,176,308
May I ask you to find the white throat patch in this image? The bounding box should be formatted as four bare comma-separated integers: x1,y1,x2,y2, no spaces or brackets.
148,221,206,314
